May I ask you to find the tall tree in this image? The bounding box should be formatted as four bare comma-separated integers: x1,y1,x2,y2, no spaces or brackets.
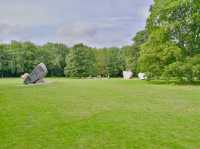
41,43,69,76
106,47,124,77
64,44,96,77
138,0,200,80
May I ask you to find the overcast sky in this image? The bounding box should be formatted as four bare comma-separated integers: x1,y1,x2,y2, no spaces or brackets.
0,0,153,47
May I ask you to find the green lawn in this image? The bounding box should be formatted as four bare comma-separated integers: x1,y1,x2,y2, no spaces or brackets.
1,78,200,149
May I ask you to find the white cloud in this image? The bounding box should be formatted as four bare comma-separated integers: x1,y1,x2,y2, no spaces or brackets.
0,2,54,26
0,0,153,47
55,17,138,47
57,23,97,38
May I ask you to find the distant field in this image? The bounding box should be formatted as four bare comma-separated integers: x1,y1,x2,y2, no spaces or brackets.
0,78,200,149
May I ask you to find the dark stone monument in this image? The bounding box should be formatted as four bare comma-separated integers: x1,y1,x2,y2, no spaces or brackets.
22,63,48,85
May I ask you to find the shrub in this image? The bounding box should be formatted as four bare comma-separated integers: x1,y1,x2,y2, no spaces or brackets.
192,65,200,80
162,62,193,82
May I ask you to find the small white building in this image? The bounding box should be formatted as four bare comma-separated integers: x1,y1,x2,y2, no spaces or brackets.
138,73,146,80
123,71,133,80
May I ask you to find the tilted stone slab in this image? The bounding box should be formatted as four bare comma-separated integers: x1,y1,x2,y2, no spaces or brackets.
24,63,48,84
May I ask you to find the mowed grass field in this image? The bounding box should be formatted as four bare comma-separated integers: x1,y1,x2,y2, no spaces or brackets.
0,78,200,149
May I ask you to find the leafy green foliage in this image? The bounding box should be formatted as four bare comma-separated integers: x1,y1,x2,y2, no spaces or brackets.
163,54,200,82
40,43,68,76
64,44,97,77
95,49,109,77
139,0,200,81
162,61,193,82
121,45,136,72
139,28,183,78
105,48,125,77
0,41,69,77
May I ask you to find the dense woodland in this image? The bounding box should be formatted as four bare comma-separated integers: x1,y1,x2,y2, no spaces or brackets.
0,0,199,82
0,41,138,78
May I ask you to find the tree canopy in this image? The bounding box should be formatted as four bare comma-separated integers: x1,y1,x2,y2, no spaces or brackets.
138,0,200,82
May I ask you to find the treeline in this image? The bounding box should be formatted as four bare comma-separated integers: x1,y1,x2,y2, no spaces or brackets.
1,0,199,82
0,41,68,77
0,39,141,78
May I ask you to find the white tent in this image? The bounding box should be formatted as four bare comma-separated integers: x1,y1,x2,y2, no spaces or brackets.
123,71,133,80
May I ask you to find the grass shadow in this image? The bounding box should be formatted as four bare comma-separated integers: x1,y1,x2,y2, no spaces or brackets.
148,80,200,86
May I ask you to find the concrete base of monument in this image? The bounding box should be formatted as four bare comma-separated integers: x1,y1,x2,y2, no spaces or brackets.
19,80,54,87
21,74,48,85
